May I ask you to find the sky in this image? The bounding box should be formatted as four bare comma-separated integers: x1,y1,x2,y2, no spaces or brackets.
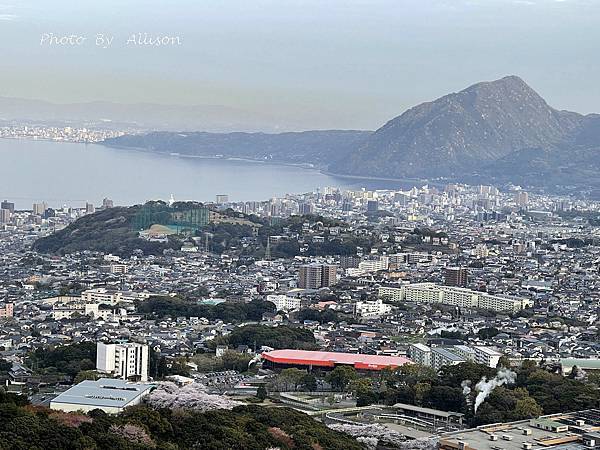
0,0,598,130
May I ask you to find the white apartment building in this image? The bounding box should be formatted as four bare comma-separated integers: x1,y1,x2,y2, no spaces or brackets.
266,294,301,312
354,299,392,318
403,283,443,304
96,342,149,382
378,283,531,313
81,288,151,306
438,286,479,308
409,344,501,369
473,345,502,368
48,297,127,321
452,344,476,362
431,347,465,370
358,256,389,273
478,293,533,313
378,285,405,302
409,343,432,366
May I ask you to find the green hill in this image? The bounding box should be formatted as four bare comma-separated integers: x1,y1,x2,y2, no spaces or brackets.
33,204,181,257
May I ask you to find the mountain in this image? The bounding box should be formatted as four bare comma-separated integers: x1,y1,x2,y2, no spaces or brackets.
333,75,590,180
102,130,370,167
0,97,299,132
102,76,600,191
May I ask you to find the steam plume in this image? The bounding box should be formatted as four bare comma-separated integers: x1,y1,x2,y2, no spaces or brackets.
474,368,516,413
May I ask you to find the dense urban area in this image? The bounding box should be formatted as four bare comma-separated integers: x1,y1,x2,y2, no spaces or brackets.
3,178,600,449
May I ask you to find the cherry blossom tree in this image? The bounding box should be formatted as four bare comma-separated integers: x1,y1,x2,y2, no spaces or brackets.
328,423,438,450
147,382,243,412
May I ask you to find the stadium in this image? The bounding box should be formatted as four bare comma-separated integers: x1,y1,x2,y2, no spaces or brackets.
262,349,412,372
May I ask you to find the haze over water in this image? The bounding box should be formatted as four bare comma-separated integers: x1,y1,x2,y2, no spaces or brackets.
0,139,411,209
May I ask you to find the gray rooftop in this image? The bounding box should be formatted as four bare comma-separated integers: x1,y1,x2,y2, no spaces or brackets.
51,378,155,408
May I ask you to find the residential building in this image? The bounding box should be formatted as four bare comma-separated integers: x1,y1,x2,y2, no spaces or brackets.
444,267,468,287
298,264,337,289
96,342,149,382
0,302,14,318
409,343,432,367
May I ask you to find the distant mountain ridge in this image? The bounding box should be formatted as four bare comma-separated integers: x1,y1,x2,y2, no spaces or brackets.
103,130,370,167
0,97,297,132
102,76,600,191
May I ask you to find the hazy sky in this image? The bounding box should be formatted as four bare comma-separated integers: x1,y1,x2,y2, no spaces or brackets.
0,0,598,130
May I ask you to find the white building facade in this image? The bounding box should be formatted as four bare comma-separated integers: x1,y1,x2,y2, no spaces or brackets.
96,342,149,382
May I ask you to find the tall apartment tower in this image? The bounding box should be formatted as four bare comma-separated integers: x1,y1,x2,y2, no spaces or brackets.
1,200,14,213
0,209,10,224
298,264,338,289
514,191,529,207
96,342,149,382
321,264,338,287
298,264,322,289
32,202,47,216
444,267,468,287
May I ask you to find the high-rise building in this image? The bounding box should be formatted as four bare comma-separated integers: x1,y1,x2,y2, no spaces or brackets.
321,264,338,287
96,342,149,382
340,255,361,269
0,208,10,224
102,198,114,209
298,264,338,289
367,200,379,212
32,202,47,216
1,200,14,213
298,202,314,215
514,191,529,207
86,202,95,214
298,264,322,289
216,194,229,204
444,267,468,287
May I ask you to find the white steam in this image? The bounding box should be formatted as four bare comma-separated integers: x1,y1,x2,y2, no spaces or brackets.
474,368,516,413
248,353,262,368
461,379,471,397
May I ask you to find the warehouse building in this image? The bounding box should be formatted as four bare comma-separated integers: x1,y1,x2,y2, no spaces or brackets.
50,378,155,414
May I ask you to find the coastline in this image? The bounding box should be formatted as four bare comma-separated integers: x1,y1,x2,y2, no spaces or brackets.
100,142,439,187
1,135,442,189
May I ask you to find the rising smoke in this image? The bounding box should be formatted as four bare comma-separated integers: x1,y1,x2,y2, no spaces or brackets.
474,368,516,413
461,379,471,397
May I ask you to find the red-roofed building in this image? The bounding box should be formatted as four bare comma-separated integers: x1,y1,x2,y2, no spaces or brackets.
262,349,412,372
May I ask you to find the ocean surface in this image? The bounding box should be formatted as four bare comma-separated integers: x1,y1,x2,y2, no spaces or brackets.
0,138,418,209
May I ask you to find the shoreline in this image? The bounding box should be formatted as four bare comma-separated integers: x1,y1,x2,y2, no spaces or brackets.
0,136,444,188
100,143,439,187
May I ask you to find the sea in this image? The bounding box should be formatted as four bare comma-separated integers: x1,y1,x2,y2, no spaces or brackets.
0,138,419,209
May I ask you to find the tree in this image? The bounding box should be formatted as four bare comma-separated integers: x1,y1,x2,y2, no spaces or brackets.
514,396,543,419
477,327,500,339
348,378,373,398
301,373,318,392
277,368,306,391
413,382,431,406
497,355,511,369
256,385,267,401
390,364,437,387
224,325,316,350
221,351,252,372
147,382,243,411
438,362,496,387
326,366,358,392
